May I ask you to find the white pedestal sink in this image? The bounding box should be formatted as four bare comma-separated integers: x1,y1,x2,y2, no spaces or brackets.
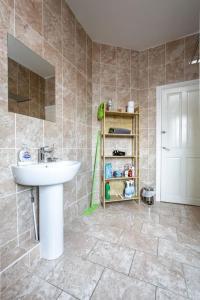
12,161,81,260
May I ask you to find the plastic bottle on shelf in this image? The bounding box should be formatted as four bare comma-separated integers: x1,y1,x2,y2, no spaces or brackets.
105,182,111,200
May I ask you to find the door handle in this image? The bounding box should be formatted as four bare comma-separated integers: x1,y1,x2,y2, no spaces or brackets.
162,147,170,151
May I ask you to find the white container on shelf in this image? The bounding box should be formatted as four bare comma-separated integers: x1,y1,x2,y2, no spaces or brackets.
127,101,134,113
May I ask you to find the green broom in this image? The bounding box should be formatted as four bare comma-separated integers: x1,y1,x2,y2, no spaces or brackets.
83,103,104,216
83,130,101,216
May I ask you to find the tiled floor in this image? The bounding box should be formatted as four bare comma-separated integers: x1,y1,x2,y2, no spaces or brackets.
1,201,200,300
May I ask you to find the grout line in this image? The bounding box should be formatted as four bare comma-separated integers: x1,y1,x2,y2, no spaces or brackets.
128,250,136,276
89,267,105,299
181,263,190,299
84,239,99,259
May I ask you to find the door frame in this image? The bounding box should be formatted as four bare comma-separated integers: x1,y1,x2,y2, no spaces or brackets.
156,79,199,202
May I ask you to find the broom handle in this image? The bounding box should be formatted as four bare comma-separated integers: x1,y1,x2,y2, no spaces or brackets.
90,131,100,207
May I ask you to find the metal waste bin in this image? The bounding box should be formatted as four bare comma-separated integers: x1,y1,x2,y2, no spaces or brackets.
141,187,155,205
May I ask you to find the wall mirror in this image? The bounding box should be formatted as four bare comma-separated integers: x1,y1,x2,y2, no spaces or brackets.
7,34,56,122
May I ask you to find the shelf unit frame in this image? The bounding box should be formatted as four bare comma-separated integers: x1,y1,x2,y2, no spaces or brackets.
101,107,140,207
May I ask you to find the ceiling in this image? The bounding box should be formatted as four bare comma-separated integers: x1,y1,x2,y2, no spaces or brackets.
66,0,200,50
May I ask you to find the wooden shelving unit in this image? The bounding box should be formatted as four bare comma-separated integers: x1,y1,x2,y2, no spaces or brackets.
101,107,140,208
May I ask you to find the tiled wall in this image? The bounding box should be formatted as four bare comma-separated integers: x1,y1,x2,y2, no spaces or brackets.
92,33,199,199
0,0,92,275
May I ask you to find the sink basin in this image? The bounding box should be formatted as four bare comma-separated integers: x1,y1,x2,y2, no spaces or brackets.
11,160,81,260
12,160,81,186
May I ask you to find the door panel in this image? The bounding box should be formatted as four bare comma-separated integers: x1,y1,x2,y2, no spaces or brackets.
186,158,200,200
187,90,200,149
164,92,181,149
164,157,182,200
160,81,200,205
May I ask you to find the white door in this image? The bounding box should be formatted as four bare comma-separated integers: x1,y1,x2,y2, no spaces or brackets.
160,80,200,205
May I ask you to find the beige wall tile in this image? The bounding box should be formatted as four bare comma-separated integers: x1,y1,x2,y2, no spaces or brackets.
43,4,62,51
16,191,32,235
87,36,92,59
63,59,77,94
0,0,14,34
92,42,100,62
15,14,43,56
76,46,86,75
117,88,130,109
149,64,165,88
44,117,62,149
16,114,43,148
131,47,139,87
101,44,116,65
15,0,42,34
0,194,17,247
101,64,116,86
63,89,76,121
117,66,130,88
166,38,184,64
0,101,15,148
148,44,165,67
76,21,87,52
62,1,75,64
117,47,131,69
63,119,76,148
77,124,87,148
44,0,61,20
166,61,184,84
92,63,100,84
0,149,16,197
101,85,117,105
64,178,77,208
1,0,14,9
184,34,199,81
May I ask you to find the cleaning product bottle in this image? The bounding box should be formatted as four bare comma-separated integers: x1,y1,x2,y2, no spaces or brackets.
18,144,32,165
105,182,111,200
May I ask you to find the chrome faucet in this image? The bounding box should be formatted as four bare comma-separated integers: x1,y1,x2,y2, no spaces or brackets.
38,145,57,163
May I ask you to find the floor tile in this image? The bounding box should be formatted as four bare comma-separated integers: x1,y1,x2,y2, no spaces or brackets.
1,255,29,293
83,210,135,230
177,224,200,241
120,229,158,255
29,255,62,280
86,224,123,244
64,229,97,257
1,273,62,300
149,203,174,217
142,223,177,241
91,268,156,300
87,240,135,274
158,239,200,268
159,214,199,231
130,251,188,297
58,291,77,300
183,264,200,300
45,255,104,300
134,211,160,225
156,288,189,300
177,230,200,252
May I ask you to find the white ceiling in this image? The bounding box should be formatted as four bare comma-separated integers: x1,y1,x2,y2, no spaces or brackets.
66,0,200,50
